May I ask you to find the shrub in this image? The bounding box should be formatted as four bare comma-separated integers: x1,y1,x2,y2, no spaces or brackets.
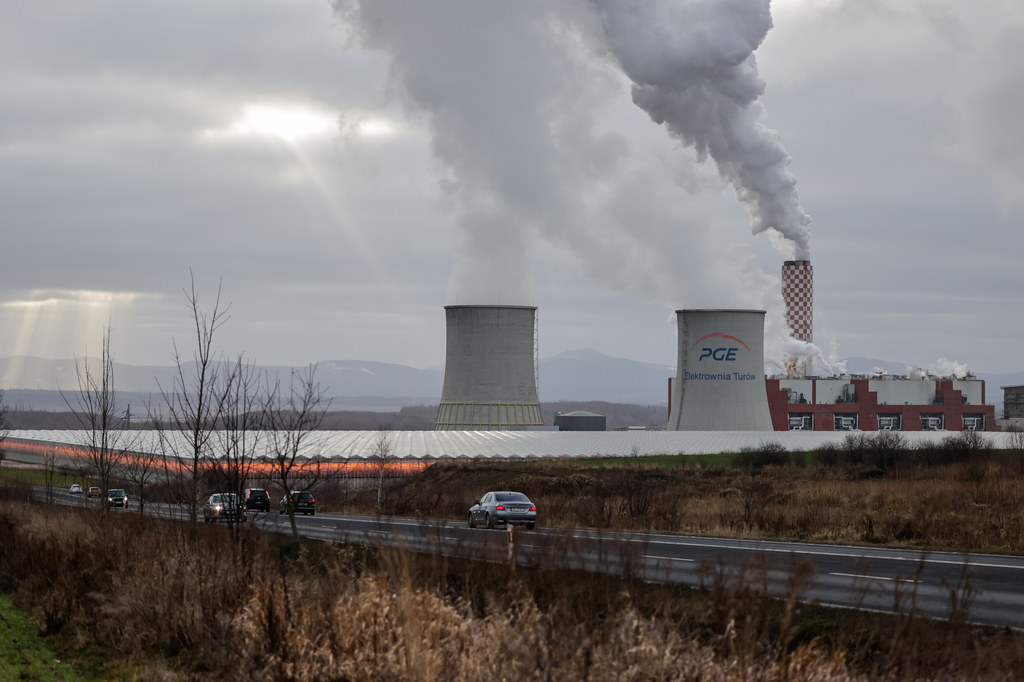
735,441,789,468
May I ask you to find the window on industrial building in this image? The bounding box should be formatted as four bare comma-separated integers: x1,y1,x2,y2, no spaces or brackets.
788,414,812,430
833,415,858,431
921,414,944,430
878,414,902,431
962,415,984,431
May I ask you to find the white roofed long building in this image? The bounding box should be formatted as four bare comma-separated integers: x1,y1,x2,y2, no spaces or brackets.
6,430,1022,475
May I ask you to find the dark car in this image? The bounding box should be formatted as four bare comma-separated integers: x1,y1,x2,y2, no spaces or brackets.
203,493,243,523
243,488,270,512
279,491,316,516
469,491,536,530
106,489,128,509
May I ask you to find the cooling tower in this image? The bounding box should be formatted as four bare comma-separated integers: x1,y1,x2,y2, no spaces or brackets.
435,305,543,431
782,260,813,375
667,309,773,431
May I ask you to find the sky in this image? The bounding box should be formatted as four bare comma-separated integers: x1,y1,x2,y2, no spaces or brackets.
2,0,1022,377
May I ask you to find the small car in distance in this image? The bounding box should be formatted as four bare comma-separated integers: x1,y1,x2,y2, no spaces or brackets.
69,484,83,495
203,493,243,523
469,491,536,530
87,486,101,498
106,489,128,509
243,488,271,512
279,491,316,516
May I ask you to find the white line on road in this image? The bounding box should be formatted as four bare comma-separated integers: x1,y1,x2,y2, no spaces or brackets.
646,555,695,563
830,572,921,584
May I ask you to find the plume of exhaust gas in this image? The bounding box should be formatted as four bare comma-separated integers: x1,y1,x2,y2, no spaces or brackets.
930,357,971,378
590,0,811,260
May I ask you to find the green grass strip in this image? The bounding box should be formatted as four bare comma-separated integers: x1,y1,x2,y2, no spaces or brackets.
0,594,80,681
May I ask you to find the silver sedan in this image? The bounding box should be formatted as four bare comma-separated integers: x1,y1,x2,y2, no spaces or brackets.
469,491,536,530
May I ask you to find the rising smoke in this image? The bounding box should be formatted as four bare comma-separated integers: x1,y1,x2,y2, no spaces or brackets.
589,0,811,260
332,0,807,360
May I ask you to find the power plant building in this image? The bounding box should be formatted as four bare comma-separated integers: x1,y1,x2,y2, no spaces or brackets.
435,305,543,431
667,309,773,431
767,375,997,431
554,411,607,432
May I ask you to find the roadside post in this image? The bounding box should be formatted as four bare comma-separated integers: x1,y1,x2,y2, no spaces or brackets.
507,523,515,570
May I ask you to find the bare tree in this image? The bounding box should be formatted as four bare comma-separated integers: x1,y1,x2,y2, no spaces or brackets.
0,389,8,467
212,354,268,534
371,425,394,510
43,447,58,504
265,364,330,538
124,405,159,515
157,271,229,526
60,324,137,502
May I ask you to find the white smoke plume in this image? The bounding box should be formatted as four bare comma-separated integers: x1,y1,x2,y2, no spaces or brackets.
762,293,838,377
332,0,774,313
589,0,812,260
930,357,970,378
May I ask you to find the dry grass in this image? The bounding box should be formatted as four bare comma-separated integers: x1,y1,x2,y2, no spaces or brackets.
0,501,1021,680
332,449,1024,554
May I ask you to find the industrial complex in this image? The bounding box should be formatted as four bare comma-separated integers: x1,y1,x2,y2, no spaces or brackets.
3,256,1011,467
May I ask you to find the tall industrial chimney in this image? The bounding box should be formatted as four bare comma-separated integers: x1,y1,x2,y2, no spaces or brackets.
781,259,813,376
435,305,543,431
667,309,773,431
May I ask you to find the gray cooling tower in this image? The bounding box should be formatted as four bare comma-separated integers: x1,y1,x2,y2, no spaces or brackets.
667,309,773,431
435,305,543,431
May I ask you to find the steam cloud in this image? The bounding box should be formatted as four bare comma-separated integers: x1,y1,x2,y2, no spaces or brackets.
332,0,806,323
590,0,812,260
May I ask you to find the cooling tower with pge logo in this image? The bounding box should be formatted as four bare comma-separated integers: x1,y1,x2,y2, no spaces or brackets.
434,305,543,431
667,309,773,431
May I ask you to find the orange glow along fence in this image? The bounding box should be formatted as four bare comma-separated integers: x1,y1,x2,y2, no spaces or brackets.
3,438,431,479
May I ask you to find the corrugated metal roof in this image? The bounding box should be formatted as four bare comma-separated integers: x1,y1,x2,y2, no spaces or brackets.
7,429,1019,461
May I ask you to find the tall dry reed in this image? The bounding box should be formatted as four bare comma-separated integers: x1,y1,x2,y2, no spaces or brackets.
0,501,1021,680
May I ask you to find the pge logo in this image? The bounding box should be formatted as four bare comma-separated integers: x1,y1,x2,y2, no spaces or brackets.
692,333,750,362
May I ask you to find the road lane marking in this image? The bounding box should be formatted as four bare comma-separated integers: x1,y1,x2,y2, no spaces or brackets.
830,572,921,584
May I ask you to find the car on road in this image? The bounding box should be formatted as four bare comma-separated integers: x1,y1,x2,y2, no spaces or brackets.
203,493,243,523
243,488,270,512
106,489,128,509
87,486,101,498
69,484,82,495
469,491,536,530
279,491,316,516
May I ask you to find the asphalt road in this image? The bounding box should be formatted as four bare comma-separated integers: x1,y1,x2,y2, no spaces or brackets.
39,487,1024,630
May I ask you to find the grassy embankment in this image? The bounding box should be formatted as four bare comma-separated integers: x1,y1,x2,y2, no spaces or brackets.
0,593,80,681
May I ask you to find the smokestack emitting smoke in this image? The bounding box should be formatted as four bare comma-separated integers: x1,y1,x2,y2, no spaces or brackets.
782,259,814,375
591,0,812,261
782,260,813,343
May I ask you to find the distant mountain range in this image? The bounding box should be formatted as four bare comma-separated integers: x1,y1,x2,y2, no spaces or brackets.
1,352,1020,414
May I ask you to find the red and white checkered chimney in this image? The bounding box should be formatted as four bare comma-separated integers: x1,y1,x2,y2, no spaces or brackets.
782,260,813,374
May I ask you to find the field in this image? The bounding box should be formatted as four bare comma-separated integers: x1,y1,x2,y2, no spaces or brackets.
1,431,1023,679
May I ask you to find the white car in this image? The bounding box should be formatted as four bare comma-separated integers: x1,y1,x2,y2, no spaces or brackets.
69,484,83,494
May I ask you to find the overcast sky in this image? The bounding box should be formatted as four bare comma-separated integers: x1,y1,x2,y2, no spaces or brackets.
2,0,1021,377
